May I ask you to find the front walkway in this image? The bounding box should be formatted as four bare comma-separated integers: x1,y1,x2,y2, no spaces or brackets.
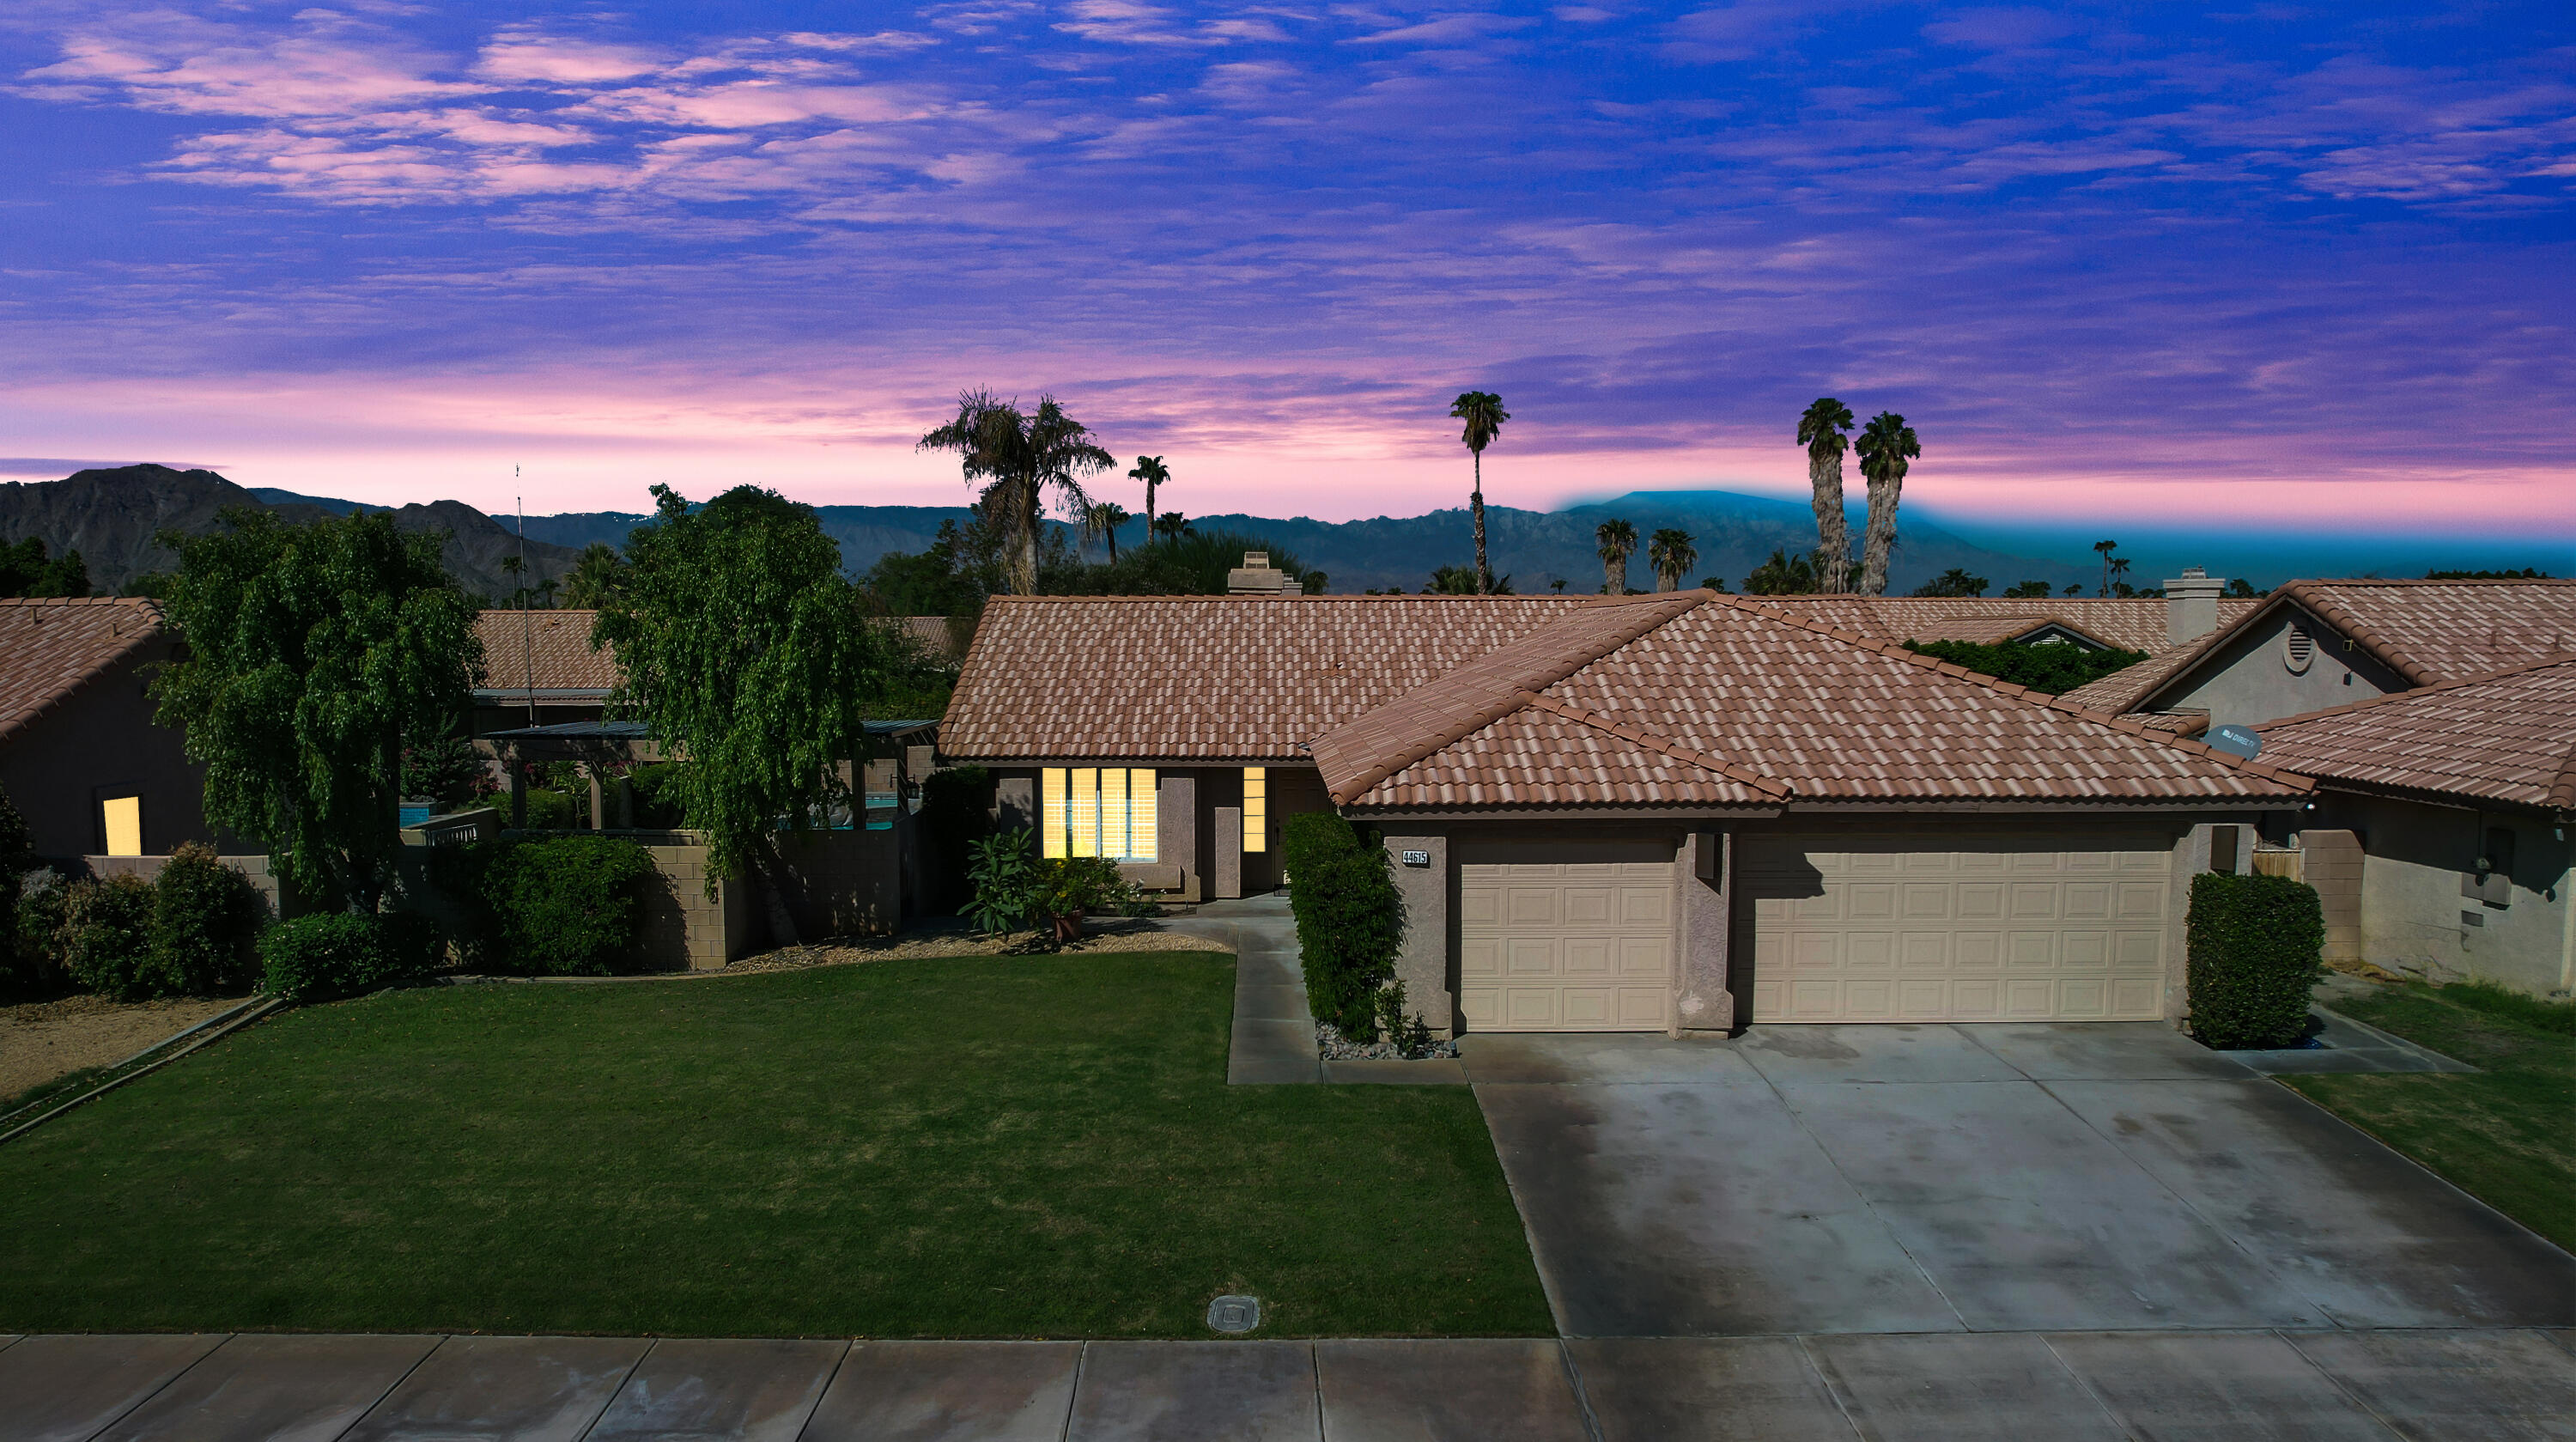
7,1327,2573,1440
1156,896,1321,1083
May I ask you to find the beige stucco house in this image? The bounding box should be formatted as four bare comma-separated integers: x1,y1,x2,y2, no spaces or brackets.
939,569,2312,1037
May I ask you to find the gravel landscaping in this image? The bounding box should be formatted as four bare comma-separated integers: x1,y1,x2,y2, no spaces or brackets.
1317,1022,1459,1062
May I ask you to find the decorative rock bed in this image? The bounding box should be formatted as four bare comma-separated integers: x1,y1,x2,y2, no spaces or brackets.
1315,1022,1459,1062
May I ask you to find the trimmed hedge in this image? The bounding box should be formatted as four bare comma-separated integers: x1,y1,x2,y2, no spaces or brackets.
489,835,653,976
2187,872,2324,1049
259,912,434,1002
146,843,265,996
1282,812,1405,1037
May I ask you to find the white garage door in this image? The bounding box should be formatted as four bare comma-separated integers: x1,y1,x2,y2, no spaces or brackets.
1743,837,2172,1022
1460,861,1674,1031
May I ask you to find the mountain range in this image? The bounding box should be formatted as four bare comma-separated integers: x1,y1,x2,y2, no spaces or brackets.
0,464,2102,599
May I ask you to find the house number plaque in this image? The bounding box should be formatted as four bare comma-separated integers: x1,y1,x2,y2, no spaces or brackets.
1400,850,1431,867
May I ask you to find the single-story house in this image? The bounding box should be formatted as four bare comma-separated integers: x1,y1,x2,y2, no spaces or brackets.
939,561,2312,1035
2060,577,2576,733
0,598,218,864
2257,656,2574,997
1742,575,2259,656
471,609,615,736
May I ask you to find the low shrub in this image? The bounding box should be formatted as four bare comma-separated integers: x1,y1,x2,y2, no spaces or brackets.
965,830,1037,935
1030,856,1143,942
518,788,578,831
2187,872,2324,1049
3,867,68,1000
482,834,653,976
60,874,157,1001
259,912,433,1002
145,843,265,996
1282,812,1406,1038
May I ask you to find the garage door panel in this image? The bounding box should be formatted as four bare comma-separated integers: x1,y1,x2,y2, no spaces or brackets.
1750,837,2170,1023
1460,859,1674,1031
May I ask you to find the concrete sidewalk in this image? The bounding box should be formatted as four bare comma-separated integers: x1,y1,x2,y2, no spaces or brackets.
5,1327,2573,1441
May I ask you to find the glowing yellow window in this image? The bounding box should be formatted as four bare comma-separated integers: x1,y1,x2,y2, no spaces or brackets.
1040,769,1068,859
1068,768,1099,857
101,796,143,857
1126,770,1157,862
1242,767,1267,853
1099,767,1128,861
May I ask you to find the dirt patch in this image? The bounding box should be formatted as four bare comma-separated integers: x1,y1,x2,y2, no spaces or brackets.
1,994,249,1103
716,920,1236,977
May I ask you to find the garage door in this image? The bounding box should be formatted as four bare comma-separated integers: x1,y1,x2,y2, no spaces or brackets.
1741,837,2172,1022
1460,861,1673,1031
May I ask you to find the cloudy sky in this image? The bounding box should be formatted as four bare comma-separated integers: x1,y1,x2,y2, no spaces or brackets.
1,1,2569,548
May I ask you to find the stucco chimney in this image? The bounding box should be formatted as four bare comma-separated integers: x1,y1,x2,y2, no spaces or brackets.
2165,566,2224,646
1227,551,1301,596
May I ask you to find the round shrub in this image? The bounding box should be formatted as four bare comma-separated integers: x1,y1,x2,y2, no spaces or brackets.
145,843,265,996
2187,872,2325,1050
4,867,69,1001
61,874,157,1001
484,834,652,975
259,912,431,1002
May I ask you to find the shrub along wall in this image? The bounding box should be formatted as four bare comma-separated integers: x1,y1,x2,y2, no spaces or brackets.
429,834,655,976
1282,812,1405,1037
2187,872,2325,1049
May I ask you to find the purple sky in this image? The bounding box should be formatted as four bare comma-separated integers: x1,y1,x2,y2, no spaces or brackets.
1,1,2569,546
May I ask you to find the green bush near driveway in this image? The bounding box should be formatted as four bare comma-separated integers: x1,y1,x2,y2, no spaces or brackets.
2186,872,2323,1049
1283,812,1404,1037
0,952,1552,1338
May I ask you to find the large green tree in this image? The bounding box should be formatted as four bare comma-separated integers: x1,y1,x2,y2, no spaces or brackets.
1796,397,1855,593
1595,519,1637,594
594,485,894,944
918,390,1115,596
1856,411,1920,596
1449,391,1509,593
152,509,481,912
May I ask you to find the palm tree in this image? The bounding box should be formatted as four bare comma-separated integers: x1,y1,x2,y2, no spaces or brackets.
1855,411,1919,596
1128,455,1170,546
919,389,1115,594
1449,391,1509,593
1595,519,1637,594
2093,539,2120,597
2109,555,2133,595
1153,512,1192,543
1648,528,1698,592
1083,502,1131,563
1797,397,1856,593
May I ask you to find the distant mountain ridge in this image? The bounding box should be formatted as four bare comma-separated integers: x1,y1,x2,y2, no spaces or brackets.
0,465,584,598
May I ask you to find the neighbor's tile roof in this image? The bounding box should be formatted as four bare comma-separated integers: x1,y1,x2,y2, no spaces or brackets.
1320,596,2311,812
940,594,1607,760
473,609,617,693
1738,596,2258,655
0,598,166,745
2256,655,2576,813
2066,578,2576,718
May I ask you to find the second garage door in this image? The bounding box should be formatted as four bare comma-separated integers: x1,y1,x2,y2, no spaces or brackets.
1741,835,2173,1022
1460,861,1674,1031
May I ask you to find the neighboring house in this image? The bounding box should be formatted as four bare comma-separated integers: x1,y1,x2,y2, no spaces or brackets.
471,609,614,736
0,598,215,864
2060,578,2576,733
940,560,2309,1036
1741,575,2261,656
2256,656,2576,998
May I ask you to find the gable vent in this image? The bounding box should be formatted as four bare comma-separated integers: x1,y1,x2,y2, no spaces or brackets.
2283,623,2316,673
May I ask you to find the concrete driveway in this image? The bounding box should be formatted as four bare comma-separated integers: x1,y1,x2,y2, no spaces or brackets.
1467,1023,2576,1337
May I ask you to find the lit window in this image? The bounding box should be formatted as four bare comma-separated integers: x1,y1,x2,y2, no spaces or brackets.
1242,767,1267,853
101,796,143,857
1039,768,1157,861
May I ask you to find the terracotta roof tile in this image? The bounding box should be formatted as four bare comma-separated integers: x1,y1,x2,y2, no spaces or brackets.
0,598,167,745
2256,654,2576,812
1738,596,2257,654
473,610,616,692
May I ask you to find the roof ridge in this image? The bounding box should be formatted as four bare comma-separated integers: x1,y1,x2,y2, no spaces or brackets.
2256,651,2576,734
1521,694,1793,800
1697,593,2315,791
2272,582,2435,686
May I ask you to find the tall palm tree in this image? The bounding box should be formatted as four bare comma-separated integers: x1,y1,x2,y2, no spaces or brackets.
1648,528,1698,592
1128,455,1170,546
1855,411,1919,596
1797,397,1856,593
2109,555,2133,594
2093,538,2120,597
1595,518,1637,594
1449,391,1509,593
1083,502,1131,563
919,389,1115,594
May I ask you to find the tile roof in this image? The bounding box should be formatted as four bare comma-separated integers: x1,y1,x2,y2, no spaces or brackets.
2078,578,2576,719
0,598,167,745
473,610,617,693
940,593,1609,761
2256,654,2576,813
1737,595,2258,655
1320,595,2310,812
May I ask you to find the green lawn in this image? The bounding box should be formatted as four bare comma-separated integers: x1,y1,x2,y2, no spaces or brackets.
0,953,1552,1338
2284,982,2576,1251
